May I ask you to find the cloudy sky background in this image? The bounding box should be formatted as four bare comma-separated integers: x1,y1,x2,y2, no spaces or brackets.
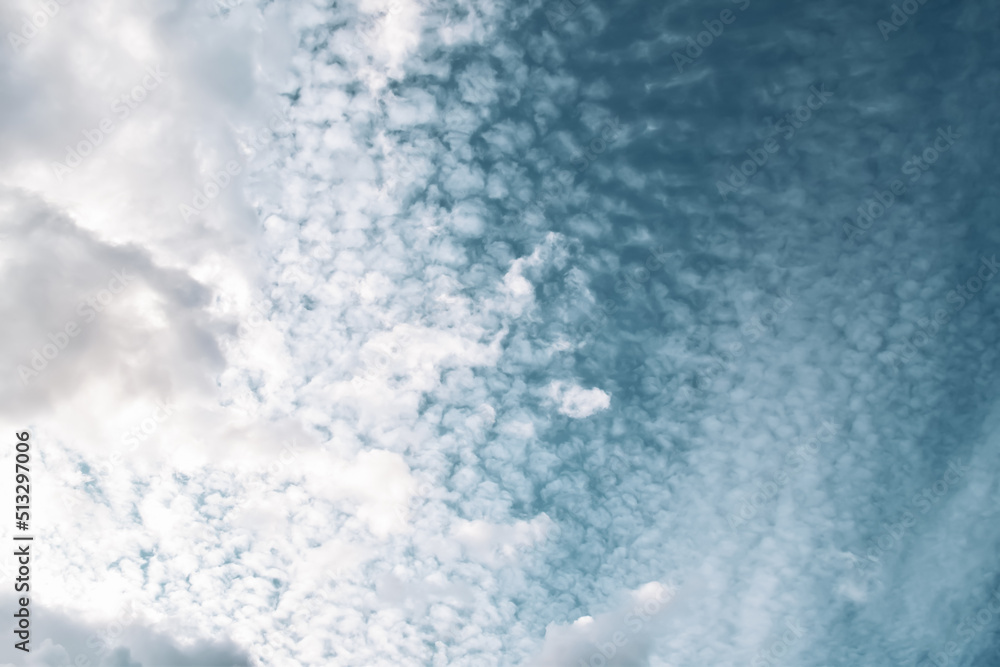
1,0,999,665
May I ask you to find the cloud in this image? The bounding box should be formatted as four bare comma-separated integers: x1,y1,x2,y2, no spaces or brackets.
0,595,250,667
529,578,692,667
546,381,611,418
2,0,1000,664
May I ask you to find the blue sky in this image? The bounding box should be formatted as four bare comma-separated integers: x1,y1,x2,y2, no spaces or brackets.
1,0,999,665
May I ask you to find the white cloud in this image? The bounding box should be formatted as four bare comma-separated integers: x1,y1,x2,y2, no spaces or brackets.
547,381,611,418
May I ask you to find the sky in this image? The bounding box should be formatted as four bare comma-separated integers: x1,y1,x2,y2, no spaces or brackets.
1,0,999,665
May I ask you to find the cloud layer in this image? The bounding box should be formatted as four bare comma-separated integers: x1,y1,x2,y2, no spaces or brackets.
2,0,1000,665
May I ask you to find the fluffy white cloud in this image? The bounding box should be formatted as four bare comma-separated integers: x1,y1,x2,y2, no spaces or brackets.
546,381,611,418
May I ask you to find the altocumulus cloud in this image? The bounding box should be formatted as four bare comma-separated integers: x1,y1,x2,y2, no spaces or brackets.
1,0,999,665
